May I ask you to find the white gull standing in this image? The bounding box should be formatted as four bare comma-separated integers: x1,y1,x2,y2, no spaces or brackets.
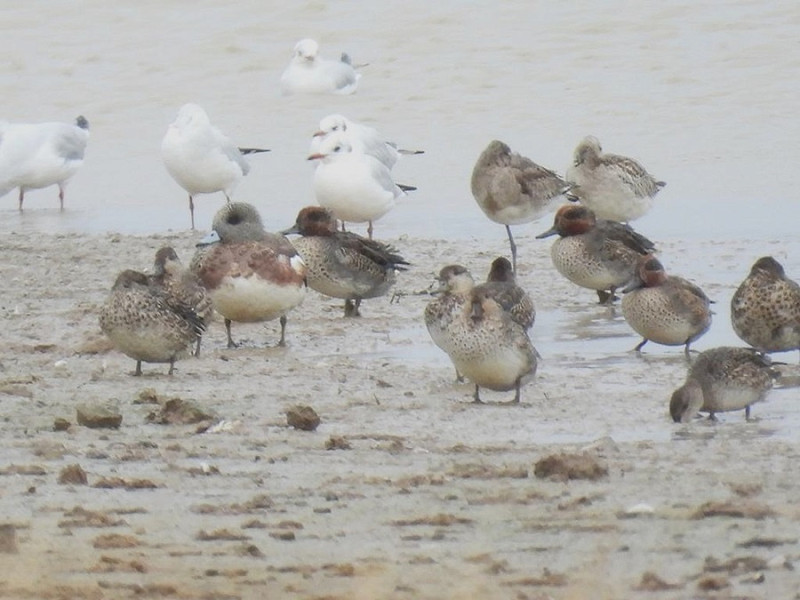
280,39,361,95
161,103,269,229
308,133,415,239
0,115,89,210
565,135,665,222
309,114,423,170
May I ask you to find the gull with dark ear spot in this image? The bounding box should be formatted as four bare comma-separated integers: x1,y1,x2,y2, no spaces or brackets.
280,39,361,95
0,115,89,210
565,136,665,222
308,133,414,240
161,104,270,230
731,256,800,360
670,347,776,422
621,254,712,359
471,140,572,273
536,204,656,304
191,203,306,348
282,206,409,317
99,247,208,377
310,114,423,171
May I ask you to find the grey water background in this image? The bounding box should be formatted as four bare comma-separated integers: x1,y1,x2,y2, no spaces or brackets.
2,1,799,433
2,1,798,239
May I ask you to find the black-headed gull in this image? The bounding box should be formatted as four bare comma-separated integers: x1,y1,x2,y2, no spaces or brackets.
565,136,665,222
309,113,423,170
280,39,361,95
161,103,269,229
471,140,572,272
0,115,89,210
308,133,415,239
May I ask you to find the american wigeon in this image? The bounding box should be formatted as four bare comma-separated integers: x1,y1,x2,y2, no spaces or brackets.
191,202,306,347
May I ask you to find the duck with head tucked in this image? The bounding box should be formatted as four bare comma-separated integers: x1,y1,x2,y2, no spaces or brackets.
456,287,538,404
282,206,409,317
99,247,208,376
731,256,800,359
621,254,712,358
670,346,776,422
536,204,656,304
191,203,306,348
471,140,572,273
565,135,665,222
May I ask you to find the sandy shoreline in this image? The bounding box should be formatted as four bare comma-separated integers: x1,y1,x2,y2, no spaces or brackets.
0,229,798,599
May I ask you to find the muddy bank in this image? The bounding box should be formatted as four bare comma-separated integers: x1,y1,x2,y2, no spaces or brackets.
0,230,798,599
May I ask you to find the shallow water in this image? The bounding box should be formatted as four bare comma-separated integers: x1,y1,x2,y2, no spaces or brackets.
2,1,799,241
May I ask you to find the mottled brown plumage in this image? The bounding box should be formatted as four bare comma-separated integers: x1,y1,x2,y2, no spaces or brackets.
282,206,409,316
622,255,712,358
731,256,800,357
536,204,655,304
151,246,214,356
670,347,776,422
99,248,208,376
425,265,475,361
566,136,665,222
191,202,306,347
471,140,571,272
425,263,537,402
476,256,535,330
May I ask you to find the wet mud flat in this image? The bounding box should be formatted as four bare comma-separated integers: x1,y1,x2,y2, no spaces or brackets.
0,230,798,599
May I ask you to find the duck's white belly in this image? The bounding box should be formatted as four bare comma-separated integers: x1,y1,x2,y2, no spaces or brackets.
211,275,305,322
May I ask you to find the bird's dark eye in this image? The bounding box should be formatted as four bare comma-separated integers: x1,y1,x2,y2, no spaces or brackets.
334,145,341,152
